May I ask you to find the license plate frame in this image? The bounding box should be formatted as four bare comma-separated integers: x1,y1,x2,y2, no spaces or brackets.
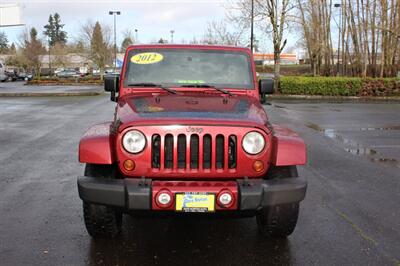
175,192,215,213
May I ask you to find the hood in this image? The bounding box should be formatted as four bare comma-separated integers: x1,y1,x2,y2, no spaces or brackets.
116,92,268,129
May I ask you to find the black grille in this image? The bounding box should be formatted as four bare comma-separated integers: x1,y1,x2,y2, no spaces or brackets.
177,134,186,169
164,134,173,169
203,134,212,169
151,133,237,171
216,135,224,169
151,134,161,169
228,135,237,169
190,135,199,169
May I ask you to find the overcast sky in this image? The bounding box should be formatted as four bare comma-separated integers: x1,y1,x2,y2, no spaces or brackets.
1,0,231,46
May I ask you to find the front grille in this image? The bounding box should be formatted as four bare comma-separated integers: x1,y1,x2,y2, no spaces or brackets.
151,133,237,171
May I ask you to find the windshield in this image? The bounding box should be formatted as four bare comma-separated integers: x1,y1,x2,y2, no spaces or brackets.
123,49,254,89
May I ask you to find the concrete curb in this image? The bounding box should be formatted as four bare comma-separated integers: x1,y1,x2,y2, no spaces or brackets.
0,91,103,97
267,95,400,102
25,83,102,86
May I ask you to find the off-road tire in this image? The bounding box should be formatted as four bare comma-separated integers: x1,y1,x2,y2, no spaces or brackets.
264,165,298,180
257,165,300,238
260,92,266,104
256,203,299,238
82,164,122,239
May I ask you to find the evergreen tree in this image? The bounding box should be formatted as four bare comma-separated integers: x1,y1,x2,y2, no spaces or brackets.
9,43,17,54
53,13,67,45
0,32,9,54
24,27,46,78
90,22,110,79
44,13,67,46
43,14,55,45
74,41,85,53
121,37,133,53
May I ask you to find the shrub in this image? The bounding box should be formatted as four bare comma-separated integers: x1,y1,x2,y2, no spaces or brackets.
279,76,400,96
28,76,103,85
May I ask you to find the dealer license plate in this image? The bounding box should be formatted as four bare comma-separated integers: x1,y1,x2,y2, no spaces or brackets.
175,193,215,212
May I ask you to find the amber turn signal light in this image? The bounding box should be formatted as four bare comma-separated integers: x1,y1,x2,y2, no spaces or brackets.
253,160,264,172
123,159,135,171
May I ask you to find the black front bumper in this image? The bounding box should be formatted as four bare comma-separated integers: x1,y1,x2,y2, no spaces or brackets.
77,176,307,211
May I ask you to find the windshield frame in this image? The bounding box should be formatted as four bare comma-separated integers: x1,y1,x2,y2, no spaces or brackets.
122,46,255,90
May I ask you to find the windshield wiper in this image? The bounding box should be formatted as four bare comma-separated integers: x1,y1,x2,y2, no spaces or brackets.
127,83,177,94
180,84,233,96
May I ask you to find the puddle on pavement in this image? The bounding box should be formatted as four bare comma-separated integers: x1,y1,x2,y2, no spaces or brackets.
306,122,399,168
370,158,400,167
360,125,400,131
345,148,377,156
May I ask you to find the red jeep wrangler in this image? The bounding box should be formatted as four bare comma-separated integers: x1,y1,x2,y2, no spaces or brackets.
78,44,307,238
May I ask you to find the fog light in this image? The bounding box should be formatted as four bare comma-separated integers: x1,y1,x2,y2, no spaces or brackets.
253,160,264,172
156,190,173,208
217,191,233,207
123,159,135,171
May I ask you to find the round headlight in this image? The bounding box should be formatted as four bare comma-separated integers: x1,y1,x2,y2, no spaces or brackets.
122,130,146,154
242,131,265,155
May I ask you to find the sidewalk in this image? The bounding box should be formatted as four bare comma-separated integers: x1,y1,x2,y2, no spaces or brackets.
0,82,103,97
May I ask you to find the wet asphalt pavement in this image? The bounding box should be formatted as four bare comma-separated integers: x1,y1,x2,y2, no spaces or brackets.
0,94,399,266
0,81,102,94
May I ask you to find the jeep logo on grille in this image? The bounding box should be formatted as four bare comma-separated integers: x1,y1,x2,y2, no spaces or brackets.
186,126,203,134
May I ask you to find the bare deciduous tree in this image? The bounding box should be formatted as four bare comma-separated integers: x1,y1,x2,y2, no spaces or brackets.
257,0,292,92
202,20,246,45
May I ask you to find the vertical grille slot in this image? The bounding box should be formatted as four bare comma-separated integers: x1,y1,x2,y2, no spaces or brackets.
190,135,199,169
152,134,161,169
203,134,212,169
164,134,173,169
177,134,186,169
228,135,237,169
216,135,224,169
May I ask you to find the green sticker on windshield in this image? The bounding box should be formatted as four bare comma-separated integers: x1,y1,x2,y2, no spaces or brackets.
177,80,205,84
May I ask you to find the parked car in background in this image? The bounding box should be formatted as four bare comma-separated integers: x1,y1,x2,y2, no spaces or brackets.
56,69,80,78
92,68,101,76
5,70,17,81
54,68,65,75
17,72,33,81
79,67,89,76
104,67,114,74
0,63,8,82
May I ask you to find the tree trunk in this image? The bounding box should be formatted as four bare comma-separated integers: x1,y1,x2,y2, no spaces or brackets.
274,51,280,93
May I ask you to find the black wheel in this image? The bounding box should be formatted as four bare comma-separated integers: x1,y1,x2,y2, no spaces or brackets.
256,203,299,238
260,92,266,104
82,164,122,239
257,165,300,238
265,165,298,180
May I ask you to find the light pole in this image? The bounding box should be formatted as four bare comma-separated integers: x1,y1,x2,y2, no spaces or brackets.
334,3,341,76
170,30,175,43
135,28,138,43
250,0,254,52
109,11,121,71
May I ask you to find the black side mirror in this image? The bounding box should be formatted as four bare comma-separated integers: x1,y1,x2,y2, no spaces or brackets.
259,78,274,104
259,78,274,94
104,76,119,102
104,76,119,92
